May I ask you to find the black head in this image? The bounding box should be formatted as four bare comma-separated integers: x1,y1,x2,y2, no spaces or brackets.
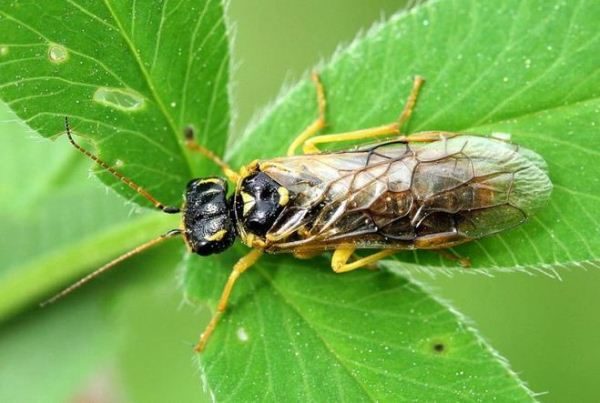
183,177,236,256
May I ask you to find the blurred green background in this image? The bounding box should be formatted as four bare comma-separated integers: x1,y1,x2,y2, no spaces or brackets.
1,1,599,402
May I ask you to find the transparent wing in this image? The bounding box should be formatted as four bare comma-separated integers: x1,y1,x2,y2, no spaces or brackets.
259,135,552,252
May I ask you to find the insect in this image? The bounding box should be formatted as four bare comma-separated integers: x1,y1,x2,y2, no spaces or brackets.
45,74,552,352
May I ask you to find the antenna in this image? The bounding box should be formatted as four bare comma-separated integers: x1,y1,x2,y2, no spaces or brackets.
41,229,182,307
65,117,180,213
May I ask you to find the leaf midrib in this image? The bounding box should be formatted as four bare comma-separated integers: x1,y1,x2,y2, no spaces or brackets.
101,0,195,177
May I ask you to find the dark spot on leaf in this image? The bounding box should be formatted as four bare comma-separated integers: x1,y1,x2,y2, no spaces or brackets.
423,337,451,356
433,342,445,353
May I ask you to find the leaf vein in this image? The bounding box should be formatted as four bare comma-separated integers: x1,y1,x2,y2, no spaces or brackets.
255,266,377,401
178,0,212,125
150,0,170,71
470,0,588,127
101,0,194,176
66,0,119,31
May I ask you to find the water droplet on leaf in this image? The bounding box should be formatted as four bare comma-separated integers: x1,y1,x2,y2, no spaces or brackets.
0,46,8,56
236,327,249,342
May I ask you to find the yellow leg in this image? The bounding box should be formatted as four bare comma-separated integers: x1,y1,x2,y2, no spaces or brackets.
404,131,459,142
184,126,240,182
302,76,426,154
303,129,459,155
432,249,471,268
414,230,471,267
397,75,425,133
194,248,263,352
331,245,397,273
303,124,400,154
293,250,321,260
287,72,327,156
351,253,378,270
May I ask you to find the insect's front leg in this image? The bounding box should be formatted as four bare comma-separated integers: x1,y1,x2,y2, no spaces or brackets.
331,245,396,273
287,72,327,156
184,126,240,182
194,248,263,352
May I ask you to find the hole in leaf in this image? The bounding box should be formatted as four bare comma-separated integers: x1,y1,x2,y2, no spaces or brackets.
48,43,68,64
93,87,145,112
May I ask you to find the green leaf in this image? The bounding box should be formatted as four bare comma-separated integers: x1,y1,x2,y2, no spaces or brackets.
0,104,207,402
188,252,533,401
0,0,230,207
185,0,600,399
0,104,136,400
0,100,173,313
113,247,212,403
1,0,597,400
0,2,224,397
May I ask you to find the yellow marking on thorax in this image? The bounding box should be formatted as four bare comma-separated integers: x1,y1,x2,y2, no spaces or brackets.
258,161,287,171
240,191,256,216
277,186,289,206
205,229,228,242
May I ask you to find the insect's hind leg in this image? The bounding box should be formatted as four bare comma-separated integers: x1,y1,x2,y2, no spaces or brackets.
287,72,327,156
301,76,425,154
184,126,240,182
432,249,471,268
397,75,425,133
415,231,471,267
331,245,397,273
194,248,263,352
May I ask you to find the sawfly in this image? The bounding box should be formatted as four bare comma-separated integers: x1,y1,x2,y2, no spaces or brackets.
44,74,552,351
